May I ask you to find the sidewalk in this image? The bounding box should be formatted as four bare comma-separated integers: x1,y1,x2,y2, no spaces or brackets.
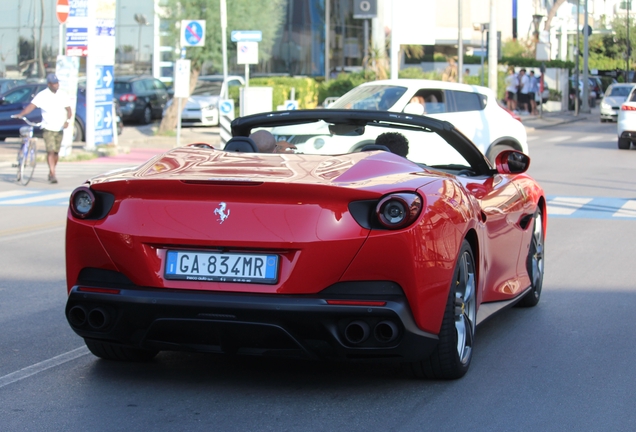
519,106,597,131
0,108,598,166
0,123,221,166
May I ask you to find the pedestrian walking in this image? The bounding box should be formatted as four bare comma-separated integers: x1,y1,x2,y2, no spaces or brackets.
517,69,530,114
504,67,518,112
528,71,539,115
14,73,72,184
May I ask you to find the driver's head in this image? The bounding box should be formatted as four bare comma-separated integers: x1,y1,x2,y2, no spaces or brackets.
250,130,277,153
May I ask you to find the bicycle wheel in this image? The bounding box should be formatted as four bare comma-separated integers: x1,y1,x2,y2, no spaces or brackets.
19,139,37,186
16,143,25,183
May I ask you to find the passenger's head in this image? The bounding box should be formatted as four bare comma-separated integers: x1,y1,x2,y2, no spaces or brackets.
375,132,409,157
250,130,277,153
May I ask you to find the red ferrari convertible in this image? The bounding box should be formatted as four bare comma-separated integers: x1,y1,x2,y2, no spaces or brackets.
65,110,546,380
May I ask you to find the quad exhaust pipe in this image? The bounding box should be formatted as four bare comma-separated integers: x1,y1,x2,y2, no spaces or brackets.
374,320,398,343
343,320,399,345
68,305,110,331
344,320,370,344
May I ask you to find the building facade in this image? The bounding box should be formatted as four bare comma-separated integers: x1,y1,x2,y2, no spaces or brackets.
0,0,627,81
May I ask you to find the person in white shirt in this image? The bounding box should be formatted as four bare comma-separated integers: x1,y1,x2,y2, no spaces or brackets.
14,73,72,183
517,69,531,114
504,68,518,112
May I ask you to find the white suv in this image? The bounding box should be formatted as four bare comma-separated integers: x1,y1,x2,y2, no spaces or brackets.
328,79,528,162
617,86,636,150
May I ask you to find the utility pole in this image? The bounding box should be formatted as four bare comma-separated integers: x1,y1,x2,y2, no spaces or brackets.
458,0,463,83
575,0,580,116
488,0,497,95
581,0,590,113
628,0,631,83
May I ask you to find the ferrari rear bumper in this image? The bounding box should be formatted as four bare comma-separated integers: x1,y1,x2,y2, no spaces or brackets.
65,284,438,362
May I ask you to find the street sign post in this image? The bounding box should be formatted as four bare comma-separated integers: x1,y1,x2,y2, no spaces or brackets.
237,41,258,88
56,0,69,24
181,20,206,47
231,30,262,42
174,59,191,148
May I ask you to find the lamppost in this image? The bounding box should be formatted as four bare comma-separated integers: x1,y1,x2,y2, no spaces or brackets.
532,14,544,55
134,13,148,74
473,23,489,86
627,0,631,83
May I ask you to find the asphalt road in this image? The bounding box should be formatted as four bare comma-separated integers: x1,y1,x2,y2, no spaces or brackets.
1,117,636,431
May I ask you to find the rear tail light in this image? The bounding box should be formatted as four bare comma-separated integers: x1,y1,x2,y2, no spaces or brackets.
70,187,96,219
119,93,137,103
621,104,636,111
375,193,423,230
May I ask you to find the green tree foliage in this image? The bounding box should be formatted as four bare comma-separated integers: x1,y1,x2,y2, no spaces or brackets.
586,16,636,70
158,0,286,132
160,0,286,73
501,38,529,58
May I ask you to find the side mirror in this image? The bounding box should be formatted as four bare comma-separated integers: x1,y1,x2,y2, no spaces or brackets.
494,150,530,174
403,102,425,116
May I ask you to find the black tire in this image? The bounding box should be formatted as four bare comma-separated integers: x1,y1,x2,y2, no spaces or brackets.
85,339,159,362
407,240,476,380
486,144,515,164
518,208,545,307
73,117,85,142
618,138,631,150
600,118,607,123
140,105,152,124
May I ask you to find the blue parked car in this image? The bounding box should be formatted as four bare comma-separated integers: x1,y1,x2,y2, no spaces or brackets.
0,83,123,142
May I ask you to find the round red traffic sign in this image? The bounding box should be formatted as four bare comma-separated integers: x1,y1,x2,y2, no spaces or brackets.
56,0,69,24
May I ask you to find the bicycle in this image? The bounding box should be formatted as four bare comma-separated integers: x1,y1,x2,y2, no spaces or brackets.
11,116,40,186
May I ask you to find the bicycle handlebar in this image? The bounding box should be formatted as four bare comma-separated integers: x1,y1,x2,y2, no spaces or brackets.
11,116,42,128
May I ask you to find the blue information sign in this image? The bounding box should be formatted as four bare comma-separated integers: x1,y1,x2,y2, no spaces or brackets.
93,65,114,145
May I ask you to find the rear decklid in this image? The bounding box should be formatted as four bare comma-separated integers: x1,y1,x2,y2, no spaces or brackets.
78,147,437,294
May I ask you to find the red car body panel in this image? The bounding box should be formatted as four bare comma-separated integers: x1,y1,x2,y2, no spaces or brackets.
64,110,546,372
66,150,541,335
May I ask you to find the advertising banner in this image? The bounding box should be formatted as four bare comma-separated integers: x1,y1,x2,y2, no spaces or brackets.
66,0,89,56
55,56,80,157
86,0,116,149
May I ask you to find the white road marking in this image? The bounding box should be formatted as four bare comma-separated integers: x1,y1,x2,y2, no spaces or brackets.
0,346,89,389
1,191,71,205
578,135,606,142
544,135,572,143
547,197,593,215
614,200,636,218
0,190,39,199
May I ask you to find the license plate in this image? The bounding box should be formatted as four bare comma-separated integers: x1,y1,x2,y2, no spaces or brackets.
164,250,279,284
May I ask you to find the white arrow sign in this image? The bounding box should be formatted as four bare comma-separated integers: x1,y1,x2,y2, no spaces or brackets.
104,110,112,128
103,69,113,87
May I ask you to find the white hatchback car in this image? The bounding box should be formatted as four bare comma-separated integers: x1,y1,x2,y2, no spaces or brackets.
601,83,636,123
617,86,636,149
165,75,244,126
326,79,528,162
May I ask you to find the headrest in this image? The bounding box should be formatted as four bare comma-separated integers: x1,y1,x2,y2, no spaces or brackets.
360,144,391,152
224,136,258,152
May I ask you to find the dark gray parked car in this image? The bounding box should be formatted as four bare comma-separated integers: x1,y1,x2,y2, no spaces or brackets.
114,75,169,124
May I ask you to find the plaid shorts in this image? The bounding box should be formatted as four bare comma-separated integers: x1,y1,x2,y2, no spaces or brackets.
43,129,63,153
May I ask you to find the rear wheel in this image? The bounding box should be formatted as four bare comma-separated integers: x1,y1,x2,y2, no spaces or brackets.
407,240,476,380
72,117,85,142
618,138,631,149
85,339,158,362
140,105,152,124
518,208,545,307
